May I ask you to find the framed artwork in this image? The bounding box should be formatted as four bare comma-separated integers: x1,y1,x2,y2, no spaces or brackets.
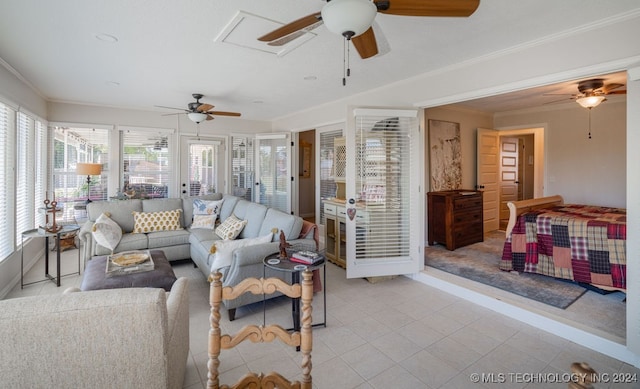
428,119,462,191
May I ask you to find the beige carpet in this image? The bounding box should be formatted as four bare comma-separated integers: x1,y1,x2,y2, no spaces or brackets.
425,231,627,340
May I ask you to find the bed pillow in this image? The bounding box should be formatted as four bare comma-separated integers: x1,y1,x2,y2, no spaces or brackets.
92,212,122,254
215,214,247,240
191,199,224,230
209,233,273,272
132,210,183,233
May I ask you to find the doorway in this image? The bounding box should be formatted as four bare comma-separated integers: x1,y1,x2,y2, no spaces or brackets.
498,133,535,229
297,129,316,222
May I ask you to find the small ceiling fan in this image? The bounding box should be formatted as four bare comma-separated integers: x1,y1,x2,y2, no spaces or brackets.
157,93,241,123
258,0,480,60
545,78,626,109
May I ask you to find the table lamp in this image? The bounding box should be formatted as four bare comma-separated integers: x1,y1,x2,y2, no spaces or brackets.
76,163,102,203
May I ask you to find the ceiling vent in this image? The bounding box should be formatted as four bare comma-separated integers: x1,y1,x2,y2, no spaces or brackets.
214,11,317,57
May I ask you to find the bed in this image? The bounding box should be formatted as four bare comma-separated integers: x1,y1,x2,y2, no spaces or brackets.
500,195,627,291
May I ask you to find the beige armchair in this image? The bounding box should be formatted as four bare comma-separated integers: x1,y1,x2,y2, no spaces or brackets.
0,277,190,389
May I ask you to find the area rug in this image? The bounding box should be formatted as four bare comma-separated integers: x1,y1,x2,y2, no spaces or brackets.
425,231,587,309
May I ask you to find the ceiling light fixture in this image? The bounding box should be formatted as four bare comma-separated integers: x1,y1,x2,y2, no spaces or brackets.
187,112,208,124
576,95,606,109
321,0,377,86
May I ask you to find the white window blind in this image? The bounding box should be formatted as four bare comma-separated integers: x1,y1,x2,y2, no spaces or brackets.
122,129,170,198
231,136,254,201
257,137,289,213
0,103,15,260
35,121,46,228
353,115,415,262
51,126,109,215
15,112,35,245
319,129,343,224
187,141,220,196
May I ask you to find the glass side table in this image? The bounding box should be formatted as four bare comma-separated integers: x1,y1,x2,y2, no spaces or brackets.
263,252,327,338
21,224,81,288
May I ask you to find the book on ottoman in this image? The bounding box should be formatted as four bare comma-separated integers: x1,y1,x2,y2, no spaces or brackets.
290,250,323,265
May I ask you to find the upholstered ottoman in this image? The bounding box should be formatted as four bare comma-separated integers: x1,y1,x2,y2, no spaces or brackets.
81,249,177,291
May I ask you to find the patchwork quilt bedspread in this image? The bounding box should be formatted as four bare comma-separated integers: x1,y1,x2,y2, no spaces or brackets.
500,204,626,290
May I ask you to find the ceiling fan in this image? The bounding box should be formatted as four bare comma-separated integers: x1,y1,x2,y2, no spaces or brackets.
545,78,626,109
157,93,241,123
258,0,480,60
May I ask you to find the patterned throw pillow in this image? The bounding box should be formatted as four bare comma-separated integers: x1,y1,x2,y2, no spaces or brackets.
92,212,122,254
132,210,183,233
215,214,247,240
191,199,224,230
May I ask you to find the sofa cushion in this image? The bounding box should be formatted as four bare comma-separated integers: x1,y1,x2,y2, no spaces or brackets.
94,232,148,256
209,233,273,272
259,208,303,240
87,199,142,233
91,212,122,253
147,230,191,249
231,200,268,239
219,194,240,221
215,214,247,240
133,210,183,233
183,193,224,228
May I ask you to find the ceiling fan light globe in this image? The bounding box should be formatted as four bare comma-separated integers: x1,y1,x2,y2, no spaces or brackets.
187,112,208,123
576,95,605,109
321,0,377,38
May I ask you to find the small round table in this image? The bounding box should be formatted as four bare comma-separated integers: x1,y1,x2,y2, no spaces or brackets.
21,224,81,288
263,252,327,338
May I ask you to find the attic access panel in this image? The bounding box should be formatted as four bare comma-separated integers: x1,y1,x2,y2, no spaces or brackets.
214,11,317,57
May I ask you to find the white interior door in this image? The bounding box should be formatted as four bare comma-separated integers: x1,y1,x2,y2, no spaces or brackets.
255,134,291,213
345,109,422,279
476,128,499,232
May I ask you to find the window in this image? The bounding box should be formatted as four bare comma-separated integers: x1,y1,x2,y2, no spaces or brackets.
122,129,172,198
51,126,109,220
319,129,342,224
231,136,254,200
187,141,220,196
0,101,47,262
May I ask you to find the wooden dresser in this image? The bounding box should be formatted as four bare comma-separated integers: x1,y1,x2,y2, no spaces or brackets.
427,190,483,250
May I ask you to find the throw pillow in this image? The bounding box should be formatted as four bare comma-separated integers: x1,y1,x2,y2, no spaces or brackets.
92,212,122,254
191,199,224,230
132,209,183,233
209,233,273,272
215,213,247,240
191,214,217,230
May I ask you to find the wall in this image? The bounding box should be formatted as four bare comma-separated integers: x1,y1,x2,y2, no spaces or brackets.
494,100,626,207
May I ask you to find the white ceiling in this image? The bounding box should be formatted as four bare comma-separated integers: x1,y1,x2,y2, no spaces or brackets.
0,1,638,121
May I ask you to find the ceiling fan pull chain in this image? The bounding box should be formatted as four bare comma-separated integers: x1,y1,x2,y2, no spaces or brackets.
589,108,591,139
342,36,347,86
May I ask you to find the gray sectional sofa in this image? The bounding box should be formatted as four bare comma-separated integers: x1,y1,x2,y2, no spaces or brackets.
79,193,316,319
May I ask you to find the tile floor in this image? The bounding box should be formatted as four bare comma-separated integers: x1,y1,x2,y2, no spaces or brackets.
6,247,640,389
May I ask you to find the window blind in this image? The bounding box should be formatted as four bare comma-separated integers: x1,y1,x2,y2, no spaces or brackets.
35,121,46,227
319,129,343,224
187,141,220,196
15,112,35,245
0,103,15,260
231,136,254,201
353,115,416,262
122,129,170,198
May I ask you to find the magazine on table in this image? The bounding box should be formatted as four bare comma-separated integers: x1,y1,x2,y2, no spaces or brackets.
290,250,323,265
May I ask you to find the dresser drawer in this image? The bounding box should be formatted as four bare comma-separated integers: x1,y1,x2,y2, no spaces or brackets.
324,203,337,215
453,195,483,210
337,207,347,219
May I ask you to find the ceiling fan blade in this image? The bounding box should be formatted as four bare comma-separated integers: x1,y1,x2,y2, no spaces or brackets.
352,27,379,59
605,90,627,95
161,112,184,116
602,83,625,94
155,105,187,111
543,97,575,105
206,115,215,121
197,103,214,112
377,0,480,17
258,12,322,42
267,21,323,46
207,111,242,117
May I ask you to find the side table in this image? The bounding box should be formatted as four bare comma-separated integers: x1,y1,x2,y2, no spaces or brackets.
263,252,327,339
21,224,81,288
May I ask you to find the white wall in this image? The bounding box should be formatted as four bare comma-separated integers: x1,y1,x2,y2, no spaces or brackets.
495,100,626,208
